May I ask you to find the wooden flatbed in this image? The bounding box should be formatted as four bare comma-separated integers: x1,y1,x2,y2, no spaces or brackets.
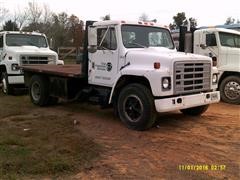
22,64,84,78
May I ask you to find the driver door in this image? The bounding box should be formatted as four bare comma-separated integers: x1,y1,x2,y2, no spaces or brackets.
88,26,119,87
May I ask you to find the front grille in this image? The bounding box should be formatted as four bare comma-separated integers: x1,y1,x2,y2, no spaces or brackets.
20,55,49,65
174,61,211,94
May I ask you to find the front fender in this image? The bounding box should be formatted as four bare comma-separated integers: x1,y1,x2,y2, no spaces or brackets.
218,65,240,73
0,60,20,74
108,66,170,103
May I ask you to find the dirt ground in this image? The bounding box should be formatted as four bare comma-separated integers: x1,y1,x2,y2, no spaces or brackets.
61,101,239,179
0,92,239,179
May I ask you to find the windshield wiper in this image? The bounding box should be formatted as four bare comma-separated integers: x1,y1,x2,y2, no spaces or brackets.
27,42,42,48
127,42,148,48
8,42,22,46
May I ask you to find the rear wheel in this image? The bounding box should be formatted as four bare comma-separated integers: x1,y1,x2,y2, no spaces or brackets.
1,72,14,95
117,83,156,131
219,76,240,104
29,75,50,106
180,105,209,116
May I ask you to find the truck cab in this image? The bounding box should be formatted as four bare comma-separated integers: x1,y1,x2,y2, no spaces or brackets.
0,31,64,94
177,27,240,104
22,21,220,130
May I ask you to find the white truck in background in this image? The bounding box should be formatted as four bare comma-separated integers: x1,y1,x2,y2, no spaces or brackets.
22,21,220,130
172,26,240,104
0,31,64,94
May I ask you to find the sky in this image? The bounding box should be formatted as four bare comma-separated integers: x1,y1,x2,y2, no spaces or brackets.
1,0,240,27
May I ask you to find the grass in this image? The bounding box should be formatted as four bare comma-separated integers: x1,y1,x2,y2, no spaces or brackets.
0,93,101,179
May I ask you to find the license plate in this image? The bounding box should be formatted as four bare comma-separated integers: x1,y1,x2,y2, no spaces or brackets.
211,93,218,101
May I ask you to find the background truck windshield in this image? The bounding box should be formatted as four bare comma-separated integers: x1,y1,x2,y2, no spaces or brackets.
219,32,240,48
6,34,48,48
121,25,174,49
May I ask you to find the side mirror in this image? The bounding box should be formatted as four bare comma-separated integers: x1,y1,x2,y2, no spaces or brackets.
88,45,97,53
200,44,207,49
49,38,53,49
88,26,97,46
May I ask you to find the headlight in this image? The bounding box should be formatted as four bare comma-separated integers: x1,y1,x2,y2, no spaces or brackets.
48,56,56,62
162,77,171,90
11,63,20,71
212,73,218,84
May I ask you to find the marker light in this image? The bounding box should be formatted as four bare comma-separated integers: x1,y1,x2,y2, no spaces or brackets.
212,57,217,66
154,62,161,69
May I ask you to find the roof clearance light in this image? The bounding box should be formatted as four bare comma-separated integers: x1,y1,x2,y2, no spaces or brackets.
150,22,154,26
138,21,143,24
154,62,161,69
144,22,148,25
121,20,126,24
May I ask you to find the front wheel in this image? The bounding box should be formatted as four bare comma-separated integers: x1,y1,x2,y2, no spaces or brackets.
180,105,209,116
219,76,240,104
29,75,50,106
117,83,156,131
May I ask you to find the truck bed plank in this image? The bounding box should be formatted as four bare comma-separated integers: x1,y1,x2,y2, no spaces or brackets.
22,64,83,78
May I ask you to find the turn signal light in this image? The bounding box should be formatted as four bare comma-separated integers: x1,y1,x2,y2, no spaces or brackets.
154,62,161,69
212,57,217,66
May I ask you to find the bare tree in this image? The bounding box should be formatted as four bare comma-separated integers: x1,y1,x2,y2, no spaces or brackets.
42,4,52,24
170,12,198,30
186,17,197,28
139,13,149,22
0,6,9,25
225,17,236,25
67,15,84,46
14,8,28,30
27,1,43,29
101,14,110,21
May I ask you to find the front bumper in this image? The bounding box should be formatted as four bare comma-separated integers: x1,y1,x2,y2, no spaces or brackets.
8,75,24,84
154,91,220,112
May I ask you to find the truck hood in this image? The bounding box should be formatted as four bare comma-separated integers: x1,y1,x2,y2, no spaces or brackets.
125,47,211,70
5,46,57,56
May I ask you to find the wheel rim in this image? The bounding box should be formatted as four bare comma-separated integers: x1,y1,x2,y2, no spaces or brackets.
2,77,7,94
123,95,144,122
224,81,240,100
31,82,41,102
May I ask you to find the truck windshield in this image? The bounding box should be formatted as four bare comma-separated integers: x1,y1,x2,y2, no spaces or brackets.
219,32,240,48
121,25,174,49
6,34,48,48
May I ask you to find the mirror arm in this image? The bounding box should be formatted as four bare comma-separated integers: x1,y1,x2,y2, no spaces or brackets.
200,44,207,49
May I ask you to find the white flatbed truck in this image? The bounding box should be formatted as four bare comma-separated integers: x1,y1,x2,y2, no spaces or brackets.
22,20,220,130
0,31,63,94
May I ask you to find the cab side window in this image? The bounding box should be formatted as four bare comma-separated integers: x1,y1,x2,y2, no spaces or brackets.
97,28,117,50
0,36,3,48
206,34,217,46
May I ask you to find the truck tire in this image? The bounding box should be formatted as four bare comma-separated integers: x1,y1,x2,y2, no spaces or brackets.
117,83,156,131
1,72,14,95
29,75,50,106
180,105,209,116
219,76,240,104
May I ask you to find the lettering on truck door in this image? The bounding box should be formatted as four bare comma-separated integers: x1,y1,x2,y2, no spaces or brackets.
88,26,119,86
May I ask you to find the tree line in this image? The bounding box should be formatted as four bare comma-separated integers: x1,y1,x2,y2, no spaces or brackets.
1,2,239,51
1,2,84,51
